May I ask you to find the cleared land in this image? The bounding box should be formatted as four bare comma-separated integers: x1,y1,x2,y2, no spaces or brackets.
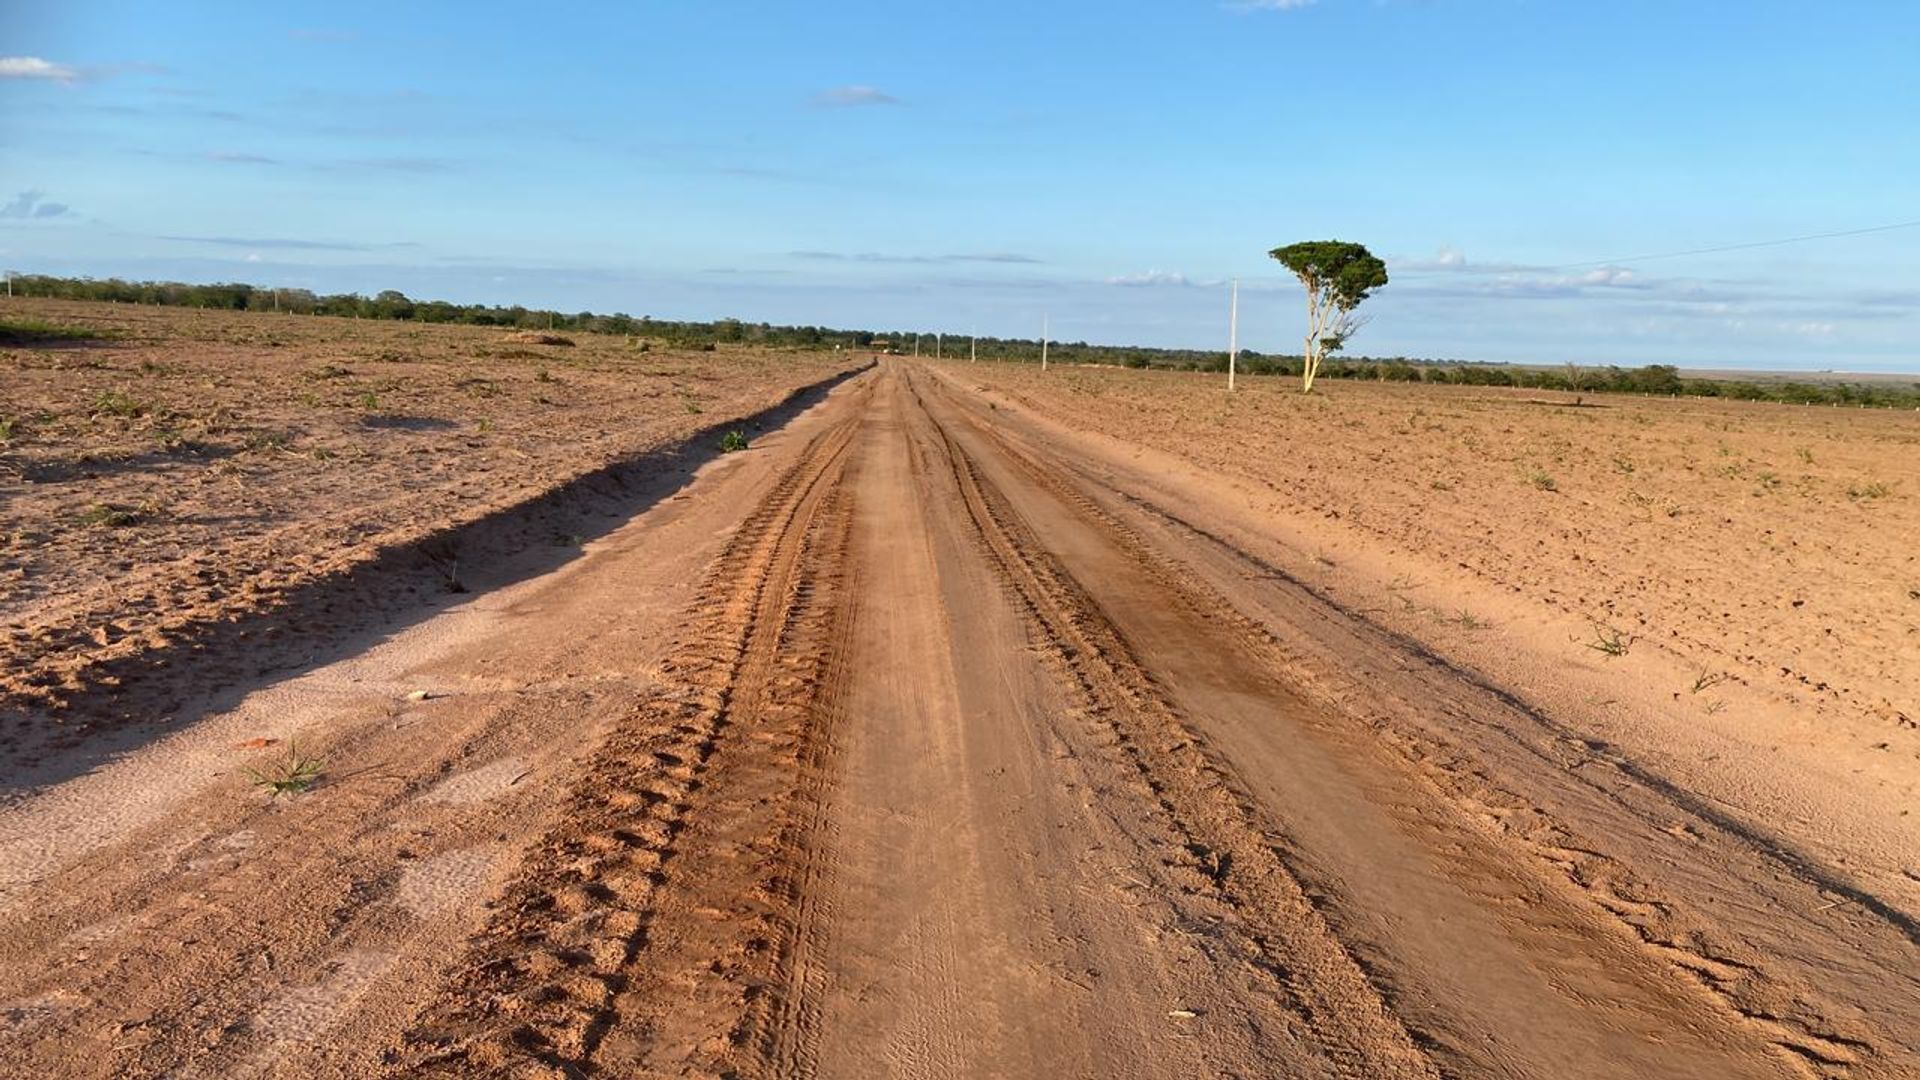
0,306,1916,1079
0,300,858,756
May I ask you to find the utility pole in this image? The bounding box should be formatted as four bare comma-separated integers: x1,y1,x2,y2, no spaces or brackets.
1041,315,1049,371
936,332,942,360
914,333,921,357
1227,278,1239,392
971,326,977,363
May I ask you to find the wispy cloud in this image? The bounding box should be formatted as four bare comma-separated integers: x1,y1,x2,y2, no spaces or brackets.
1226,0,1316,11
156,234,418,252
208,151,280,165
790,250,1040,265
335,156,456,173
810,85,902,108
0,56,78,83
0,190,73,219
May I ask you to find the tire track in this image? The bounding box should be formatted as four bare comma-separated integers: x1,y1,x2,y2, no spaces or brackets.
908,373,1445,1079
400,381,867,1077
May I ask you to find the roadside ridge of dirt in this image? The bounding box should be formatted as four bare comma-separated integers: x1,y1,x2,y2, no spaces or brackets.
0,362,870,767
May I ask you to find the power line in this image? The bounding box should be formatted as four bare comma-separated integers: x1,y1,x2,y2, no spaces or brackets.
1394,217,1920,277
1550,218,1920,270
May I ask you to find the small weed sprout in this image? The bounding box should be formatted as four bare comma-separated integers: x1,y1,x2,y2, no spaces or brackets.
245,743,324,796
719,430,750,453
0,416,15,443
1690,669,1729,694
1454,610,1490,630
1529,471,1558,492
1584,624,1634,657
77,502,145,528
1847,480,1893,501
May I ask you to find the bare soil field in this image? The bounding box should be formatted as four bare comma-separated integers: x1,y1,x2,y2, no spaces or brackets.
0,299,859,755
0,338,1915,1078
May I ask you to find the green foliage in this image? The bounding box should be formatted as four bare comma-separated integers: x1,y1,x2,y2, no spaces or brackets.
719,429,750,452
0,316,103,345
90,390,148,418
245,742,325,796
1268,240,1390,311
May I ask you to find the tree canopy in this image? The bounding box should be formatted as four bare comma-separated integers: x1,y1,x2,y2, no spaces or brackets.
1269,240,1389,392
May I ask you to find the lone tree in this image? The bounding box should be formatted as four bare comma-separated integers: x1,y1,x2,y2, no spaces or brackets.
1269,240,1388,393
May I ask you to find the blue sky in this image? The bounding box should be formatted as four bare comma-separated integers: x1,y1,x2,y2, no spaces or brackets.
3,1,1917,370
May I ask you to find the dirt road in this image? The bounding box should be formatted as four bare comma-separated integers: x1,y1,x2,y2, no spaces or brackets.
2,361,1914,1078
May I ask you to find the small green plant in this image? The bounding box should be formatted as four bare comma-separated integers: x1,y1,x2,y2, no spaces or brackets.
1529,471,1558,492
1612,456,1635,474
1794,446,1815,464
0,416,16,443
357,390,381,411
1584,624,1634,657
245,742,324,796
719,429,750,453
77,502,144,528
91,389,147,418
1453,610,1490,630
1847,480,1892,501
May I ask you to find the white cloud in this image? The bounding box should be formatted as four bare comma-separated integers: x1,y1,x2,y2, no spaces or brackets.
811,85,902,108
1107,270,1191,287
1227,0,1316,11
1577,265,1637,287
0,56,77,82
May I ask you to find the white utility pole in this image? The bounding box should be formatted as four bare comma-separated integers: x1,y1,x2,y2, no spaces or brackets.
1227,278,1239,392
971,327,977,363
937,332,943,360
914,333,921,357
1040,315,1049,371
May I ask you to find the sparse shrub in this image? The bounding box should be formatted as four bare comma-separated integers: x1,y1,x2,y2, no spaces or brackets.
720,430,750,453
1529,471,1558,492
1847,480,1893,500
91,389,147,418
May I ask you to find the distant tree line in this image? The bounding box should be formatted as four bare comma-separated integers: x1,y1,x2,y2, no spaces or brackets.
2,274,880,350
10,273,1916,408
